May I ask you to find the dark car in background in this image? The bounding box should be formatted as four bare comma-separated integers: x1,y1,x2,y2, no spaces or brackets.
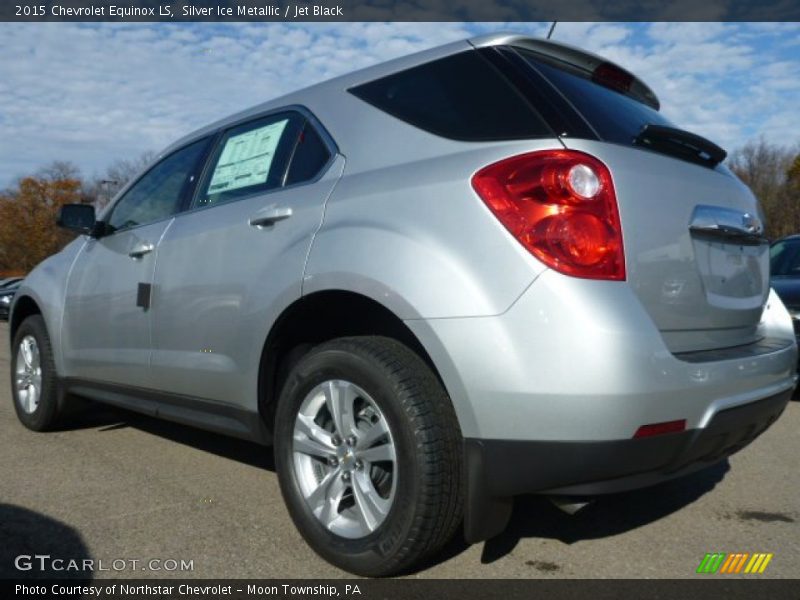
0,278,23,321
770,235,800,344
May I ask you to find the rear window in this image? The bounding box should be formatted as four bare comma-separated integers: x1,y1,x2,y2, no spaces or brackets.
516,49,675,146
349,51,551,141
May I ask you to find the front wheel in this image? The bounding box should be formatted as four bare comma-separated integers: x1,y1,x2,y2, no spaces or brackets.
11,315,65,431
274,336,463,576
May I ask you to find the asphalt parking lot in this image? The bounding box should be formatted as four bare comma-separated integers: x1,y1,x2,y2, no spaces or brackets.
1,320,798,580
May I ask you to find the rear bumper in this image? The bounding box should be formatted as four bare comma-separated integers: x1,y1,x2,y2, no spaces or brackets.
406,272,798,442
464,388,792,541
405,271,797,542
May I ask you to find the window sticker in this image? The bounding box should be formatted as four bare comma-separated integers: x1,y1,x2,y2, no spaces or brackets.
208,119,289,194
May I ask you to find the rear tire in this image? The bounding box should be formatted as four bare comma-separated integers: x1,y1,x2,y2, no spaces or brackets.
11,315,66,431
274,336,463,576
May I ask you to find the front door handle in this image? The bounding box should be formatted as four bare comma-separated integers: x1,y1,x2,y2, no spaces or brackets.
249,206,293,228
128,242,155,259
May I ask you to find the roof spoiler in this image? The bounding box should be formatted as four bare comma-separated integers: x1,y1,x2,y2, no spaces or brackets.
469,34,660,111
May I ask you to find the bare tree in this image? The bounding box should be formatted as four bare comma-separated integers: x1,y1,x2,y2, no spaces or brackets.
37,160,82,183
104,151,157,192
85,151,156,209
728,138,800,239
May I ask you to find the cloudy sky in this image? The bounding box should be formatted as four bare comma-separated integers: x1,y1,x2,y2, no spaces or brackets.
0,21,798,187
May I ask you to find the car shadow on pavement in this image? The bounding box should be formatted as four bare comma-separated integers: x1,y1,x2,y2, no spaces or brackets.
61,402,733,573
0,504,93,588
479,460,730,565
70,404,275,472
403,460,731,575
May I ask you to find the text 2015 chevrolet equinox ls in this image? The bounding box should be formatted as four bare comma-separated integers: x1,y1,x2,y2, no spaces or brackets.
9,34,797,576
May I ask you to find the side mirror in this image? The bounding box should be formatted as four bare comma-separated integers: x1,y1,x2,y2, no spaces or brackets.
57,204,98,236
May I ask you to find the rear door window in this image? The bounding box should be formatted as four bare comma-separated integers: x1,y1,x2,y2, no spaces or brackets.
194,113,301,208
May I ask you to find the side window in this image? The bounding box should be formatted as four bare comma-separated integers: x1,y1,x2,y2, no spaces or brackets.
194,113,299,208
107,138,210,232
284,123,332,186
349,51,550,141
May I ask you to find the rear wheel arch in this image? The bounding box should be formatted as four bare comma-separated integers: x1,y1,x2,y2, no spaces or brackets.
257,290,452,434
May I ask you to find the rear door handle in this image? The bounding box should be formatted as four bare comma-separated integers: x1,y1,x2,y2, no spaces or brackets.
689,205,767,246
249,206,293,228
128,242,155,259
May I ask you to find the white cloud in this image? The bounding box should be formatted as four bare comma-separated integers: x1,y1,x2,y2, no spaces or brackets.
0,22,797,187
551,22,799,154
646,22,729,43
0,22,473,186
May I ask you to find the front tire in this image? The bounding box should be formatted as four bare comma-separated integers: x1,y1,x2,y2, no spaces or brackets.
274,336,463,576
11,315,65,431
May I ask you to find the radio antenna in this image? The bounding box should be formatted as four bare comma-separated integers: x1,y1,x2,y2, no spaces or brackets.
547,21,558,39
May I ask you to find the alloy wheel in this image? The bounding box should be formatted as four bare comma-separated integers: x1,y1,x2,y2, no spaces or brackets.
292,379,397,539
15,335,43,414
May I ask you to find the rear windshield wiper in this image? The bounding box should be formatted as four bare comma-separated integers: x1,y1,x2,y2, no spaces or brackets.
633,124,727,168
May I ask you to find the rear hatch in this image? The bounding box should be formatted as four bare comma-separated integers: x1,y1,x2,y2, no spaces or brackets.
489,41,770,353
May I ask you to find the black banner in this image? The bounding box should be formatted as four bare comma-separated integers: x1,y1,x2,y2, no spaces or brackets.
3,579,800,600
2,0,799,22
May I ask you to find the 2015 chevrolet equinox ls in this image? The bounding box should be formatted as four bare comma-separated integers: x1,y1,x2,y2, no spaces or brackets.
9,34,797,576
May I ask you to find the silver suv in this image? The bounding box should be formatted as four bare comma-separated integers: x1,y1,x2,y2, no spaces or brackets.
9,34,797,576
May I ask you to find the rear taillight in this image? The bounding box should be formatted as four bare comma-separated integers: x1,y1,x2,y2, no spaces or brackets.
471,150,625,281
